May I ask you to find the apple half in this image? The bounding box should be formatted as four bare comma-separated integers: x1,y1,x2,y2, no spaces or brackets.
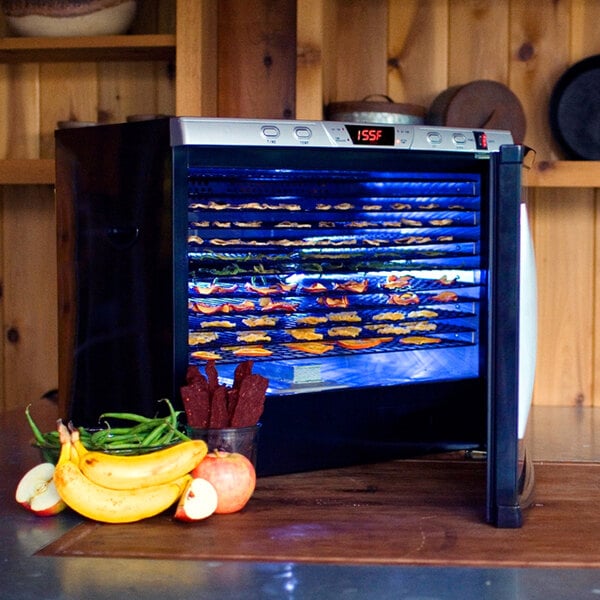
174,477,219,522
15,463,66,516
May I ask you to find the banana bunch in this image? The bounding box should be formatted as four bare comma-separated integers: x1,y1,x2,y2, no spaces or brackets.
53,421,208,523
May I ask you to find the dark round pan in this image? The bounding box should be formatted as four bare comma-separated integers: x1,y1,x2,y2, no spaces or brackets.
549,54,600,160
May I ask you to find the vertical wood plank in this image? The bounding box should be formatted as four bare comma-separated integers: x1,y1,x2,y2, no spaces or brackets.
39,62,98,158
387,0,449,107
568,0,600,409
509,0,569,160
296,0,324,119
0,64,40,159
218,0,296,118
569,0,600,62
134,0,176,33
447,0,509,84
2,186,58,411
175,0,217,116
0,190,3,410
326,0,387,102
97,61,174,122
530,187,595,406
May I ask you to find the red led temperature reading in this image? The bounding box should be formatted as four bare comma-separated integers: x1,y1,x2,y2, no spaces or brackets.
346,124,395,146
358,128,383,142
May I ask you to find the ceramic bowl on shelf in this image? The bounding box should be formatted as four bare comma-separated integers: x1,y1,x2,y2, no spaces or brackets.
1,0,138,37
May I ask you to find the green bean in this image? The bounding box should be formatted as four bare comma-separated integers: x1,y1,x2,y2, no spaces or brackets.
25,405,49,445
95,442,150,451
91,429,113,446
97,411,153,424
170,427,191,442
159,398,179,429
141,421,169,447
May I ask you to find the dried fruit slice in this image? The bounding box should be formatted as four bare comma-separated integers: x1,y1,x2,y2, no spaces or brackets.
285,342,335,355
337,337,393,350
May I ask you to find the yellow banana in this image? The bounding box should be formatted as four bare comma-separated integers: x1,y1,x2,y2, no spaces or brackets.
74,430,207,490
53,424,191,523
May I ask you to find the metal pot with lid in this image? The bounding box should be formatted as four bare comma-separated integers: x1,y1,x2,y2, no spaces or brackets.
325,95,426,125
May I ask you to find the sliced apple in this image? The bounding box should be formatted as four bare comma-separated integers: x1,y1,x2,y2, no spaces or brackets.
15,463,66,516
174,477,218,522
191,451,256,514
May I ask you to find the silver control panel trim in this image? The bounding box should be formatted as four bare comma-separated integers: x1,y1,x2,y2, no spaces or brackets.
170,117,514,152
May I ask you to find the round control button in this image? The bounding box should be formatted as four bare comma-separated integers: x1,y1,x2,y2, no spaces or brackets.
427,131,442,144
261,125,280,139
453,133,467,145
294,126,312,140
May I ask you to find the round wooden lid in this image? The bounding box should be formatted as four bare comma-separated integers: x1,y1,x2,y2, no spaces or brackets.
426,80,527,144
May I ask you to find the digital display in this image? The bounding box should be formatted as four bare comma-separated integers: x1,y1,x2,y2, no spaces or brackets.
346,124,395,146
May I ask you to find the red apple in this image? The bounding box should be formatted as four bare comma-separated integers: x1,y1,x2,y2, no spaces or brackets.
191,450,256,514
15,463,66,516
174,477,218,522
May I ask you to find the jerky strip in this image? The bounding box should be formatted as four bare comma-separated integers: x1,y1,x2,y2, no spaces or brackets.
181,383,211,428
209,385,230,428
226,388,239,426
205,359,220,398
233,360,254,391
231,373,268,428
186,364,207,385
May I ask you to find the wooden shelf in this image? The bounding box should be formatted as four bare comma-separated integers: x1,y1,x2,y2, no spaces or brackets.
0,34,176,63
524,161,600,188
0,159,55,184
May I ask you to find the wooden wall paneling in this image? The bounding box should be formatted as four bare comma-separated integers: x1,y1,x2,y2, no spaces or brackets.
39,62,98,158
530,187,595,406
589,189,600,407
0,190,3,410
325,0,387,102
0,65,8,157
97,61,174,123
387,0,449,108
2,185,57,411
569,0,600,62
175,0,217,116
217,0,297,119
134,0,176,34
508,0,569,160
1,64,40,159
296,0,324,119
447,0,509,84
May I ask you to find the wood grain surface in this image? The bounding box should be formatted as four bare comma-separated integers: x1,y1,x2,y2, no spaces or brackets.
4,0,600,412
38,459,600,567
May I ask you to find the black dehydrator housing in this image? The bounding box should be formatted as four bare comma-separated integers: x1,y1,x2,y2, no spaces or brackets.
55,117,531,527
